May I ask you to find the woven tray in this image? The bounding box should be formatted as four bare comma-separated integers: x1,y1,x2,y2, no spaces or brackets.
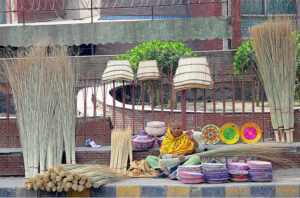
247,160,272,168
201,125,220,145
231,178,249,182
229,170,249,175
228,162,249,171
202,163,226,169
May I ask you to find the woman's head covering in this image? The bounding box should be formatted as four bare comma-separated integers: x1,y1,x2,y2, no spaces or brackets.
159,119,195,157
169,119,182,128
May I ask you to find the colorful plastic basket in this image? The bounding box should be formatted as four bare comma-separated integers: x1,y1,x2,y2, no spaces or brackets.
132,130,155,149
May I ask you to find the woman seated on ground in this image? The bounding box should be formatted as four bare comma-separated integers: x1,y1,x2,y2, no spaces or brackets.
146,119,205,179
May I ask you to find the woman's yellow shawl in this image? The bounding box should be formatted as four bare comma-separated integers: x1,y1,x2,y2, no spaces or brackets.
159,127,195,157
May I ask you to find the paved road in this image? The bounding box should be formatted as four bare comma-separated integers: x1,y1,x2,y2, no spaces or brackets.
1,168,300,188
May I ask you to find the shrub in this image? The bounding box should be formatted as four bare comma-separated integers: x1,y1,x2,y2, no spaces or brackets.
116,40,197,76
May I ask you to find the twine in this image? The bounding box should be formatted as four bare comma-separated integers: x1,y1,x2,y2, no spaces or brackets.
269,104,293,114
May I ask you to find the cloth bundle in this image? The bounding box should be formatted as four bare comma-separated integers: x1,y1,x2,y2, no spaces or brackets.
202,163,229,183
145,121,166,136
127,160,160,178
247,161,273,182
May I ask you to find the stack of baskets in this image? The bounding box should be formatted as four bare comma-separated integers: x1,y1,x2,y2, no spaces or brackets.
248,161,273,182
202,163,229,183
177,165,204,184
145,121,166,137
228,162,249,182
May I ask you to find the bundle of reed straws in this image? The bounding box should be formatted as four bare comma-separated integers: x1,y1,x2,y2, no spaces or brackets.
2,43,76,178
110,128,133,174
24,164,126,192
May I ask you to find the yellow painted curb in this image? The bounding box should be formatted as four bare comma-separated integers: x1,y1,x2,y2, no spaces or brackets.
68,189,90,197
116,186,141,197
276,185,299,197
167,186,190,197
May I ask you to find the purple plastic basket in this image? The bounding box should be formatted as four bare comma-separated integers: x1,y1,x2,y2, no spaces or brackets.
156,135,166,147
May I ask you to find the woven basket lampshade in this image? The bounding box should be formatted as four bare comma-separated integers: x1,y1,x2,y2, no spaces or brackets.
173,57,213,91
136,60,160,81
102,60,134,83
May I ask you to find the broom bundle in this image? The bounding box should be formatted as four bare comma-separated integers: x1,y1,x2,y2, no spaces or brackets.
2,43,76,178
110,128,133,174
250,17,297,143
24,164,126,192
159,143,293,168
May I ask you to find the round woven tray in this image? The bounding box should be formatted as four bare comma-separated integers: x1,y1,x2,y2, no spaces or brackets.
220,123,240,144
228,162,248,171
202,163,226,169
229,170,249,175
231,178,248,182
241,123,262,144
201,125,221,145
247,160,272,168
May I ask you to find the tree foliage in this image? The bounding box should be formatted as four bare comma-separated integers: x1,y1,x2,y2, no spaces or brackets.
116,40,197,76
233,40,257,76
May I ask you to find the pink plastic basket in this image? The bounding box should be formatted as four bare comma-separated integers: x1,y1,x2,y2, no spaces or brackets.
132,130,156,149
132,137,155,149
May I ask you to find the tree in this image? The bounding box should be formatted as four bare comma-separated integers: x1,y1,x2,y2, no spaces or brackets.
233,40,261,106
116,40,198,107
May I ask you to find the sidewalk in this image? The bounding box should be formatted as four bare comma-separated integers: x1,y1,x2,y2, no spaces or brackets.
0,168,300,197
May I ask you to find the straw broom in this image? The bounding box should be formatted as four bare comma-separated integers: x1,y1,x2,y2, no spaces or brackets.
250,19,282,142
52,46,76,165
251,18,297,143
3,44,77,177
110,128,132,174
159,143,293,168
4,59,30,177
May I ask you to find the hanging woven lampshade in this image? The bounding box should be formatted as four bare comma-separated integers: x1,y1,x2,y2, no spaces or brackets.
136,60,160,81
173,57,213,91
102,60,134,83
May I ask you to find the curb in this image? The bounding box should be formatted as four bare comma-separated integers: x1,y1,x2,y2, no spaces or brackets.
1,183,299,197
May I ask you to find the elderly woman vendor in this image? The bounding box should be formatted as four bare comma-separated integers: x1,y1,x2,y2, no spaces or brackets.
146,119,205,178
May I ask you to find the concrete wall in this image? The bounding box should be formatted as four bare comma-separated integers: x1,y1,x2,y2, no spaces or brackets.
63,0,100,20
97,0,225,52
